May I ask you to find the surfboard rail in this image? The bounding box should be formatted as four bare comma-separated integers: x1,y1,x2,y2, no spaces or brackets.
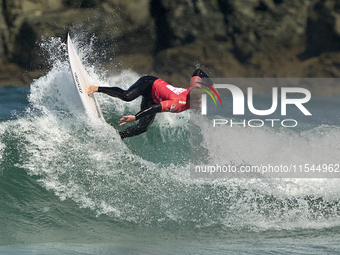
67,33,104,120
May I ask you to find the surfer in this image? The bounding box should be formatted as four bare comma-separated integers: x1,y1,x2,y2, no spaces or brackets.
87,69,214,139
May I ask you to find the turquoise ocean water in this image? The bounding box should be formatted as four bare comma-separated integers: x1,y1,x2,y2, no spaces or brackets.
1,37,340,254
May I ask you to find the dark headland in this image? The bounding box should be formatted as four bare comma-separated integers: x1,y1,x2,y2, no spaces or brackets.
1,0,340,96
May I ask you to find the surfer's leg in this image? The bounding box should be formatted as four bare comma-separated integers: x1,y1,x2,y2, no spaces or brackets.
98,76,157,102
119,96,156,139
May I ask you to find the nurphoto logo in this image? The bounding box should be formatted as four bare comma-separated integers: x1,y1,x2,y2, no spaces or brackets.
199,82,312,128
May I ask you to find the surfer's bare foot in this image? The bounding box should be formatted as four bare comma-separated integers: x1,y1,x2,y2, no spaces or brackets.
87,85,98,95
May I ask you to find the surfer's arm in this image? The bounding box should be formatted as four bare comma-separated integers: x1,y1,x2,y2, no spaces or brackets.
135,100,187,115
135,104,162,120
119,104,162,125
119,115,136,125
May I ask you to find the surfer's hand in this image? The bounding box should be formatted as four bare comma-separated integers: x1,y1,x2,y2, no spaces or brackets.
119,115,136,125
87,85,98,95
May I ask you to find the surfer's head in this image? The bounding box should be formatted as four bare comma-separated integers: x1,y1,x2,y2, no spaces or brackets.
190,75,202,88
187,87,203,110
188,75,203,110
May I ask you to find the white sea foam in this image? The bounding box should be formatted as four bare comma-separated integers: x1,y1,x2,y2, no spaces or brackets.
0,125,5,164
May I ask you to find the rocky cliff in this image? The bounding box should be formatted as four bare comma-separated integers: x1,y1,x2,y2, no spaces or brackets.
1,0,340,95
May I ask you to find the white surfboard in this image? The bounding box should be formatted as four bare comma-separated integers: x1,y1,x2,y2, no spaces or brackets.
67,34,104,120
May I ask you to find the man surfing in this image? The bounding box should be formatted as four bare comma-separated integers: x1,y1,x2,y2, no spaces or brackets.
87,68,214,139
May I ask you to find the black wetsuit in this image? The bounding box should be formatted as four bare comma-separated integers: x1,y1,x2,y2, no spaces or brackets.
97,69,212,139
